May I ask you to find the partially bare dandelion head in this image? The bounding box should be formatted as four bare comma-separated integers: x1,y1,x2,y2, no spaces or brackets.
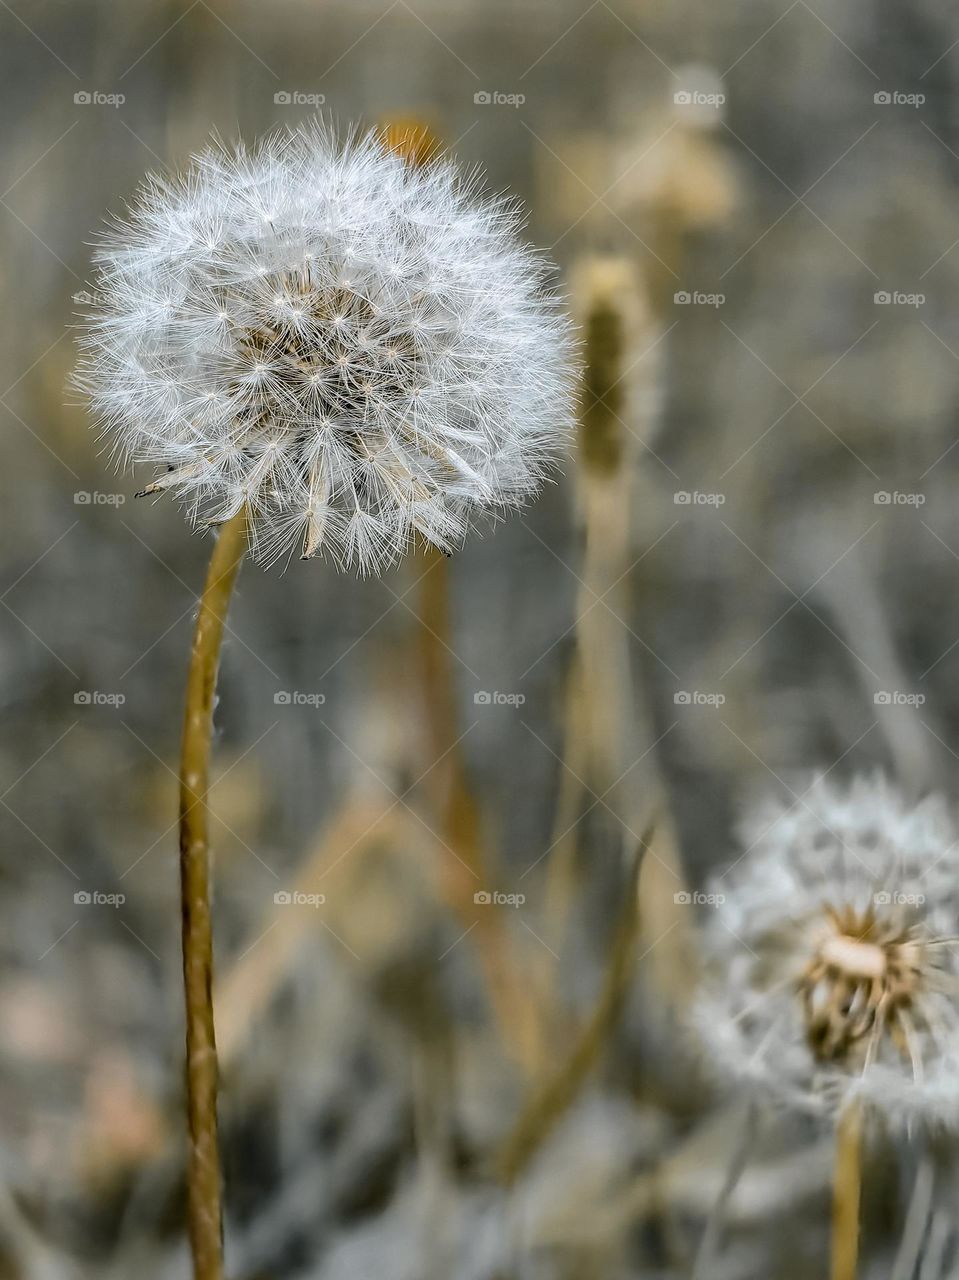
75,120,576,572
693,774,959,1132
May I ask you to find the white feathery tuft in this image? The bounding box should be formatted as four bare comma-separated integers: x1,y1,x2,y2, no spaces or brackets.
75,120,576,572
692,773,959,1134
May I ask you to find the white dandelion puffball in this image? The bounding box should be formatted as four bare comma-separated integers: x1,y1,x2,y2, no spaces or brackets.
76,122,576,571
693,774,959,1133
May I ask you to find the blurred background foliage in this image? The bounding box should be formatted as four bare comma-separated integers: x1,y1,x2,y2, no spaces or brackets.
2,0,959,1275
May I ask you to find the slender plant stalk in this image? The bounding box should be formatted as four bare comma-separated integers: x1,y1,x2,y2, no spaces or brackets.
179,508,247,1280
539,260,637,1000
417,546,543,1071
494,823,653,1184
831,1101,863,1280
214,800,396,1068
383,118,543,1073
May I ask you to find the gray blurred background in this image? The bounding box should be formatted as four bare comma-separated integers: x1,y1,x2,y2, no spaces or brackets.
1,0,958,1276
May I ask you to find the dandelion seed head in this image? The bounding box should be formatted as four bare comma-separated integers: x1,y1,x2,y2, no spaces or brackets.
692,773,959,1133
75,120,576,571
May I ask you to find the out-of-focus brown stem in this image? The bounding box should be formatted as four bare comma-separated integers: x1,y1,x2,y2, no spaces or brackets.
418,545,459,766
831,1101,863,1280
385,116,541,1071
494,824,652,1183
179,509,247,1280
417,546,542,1072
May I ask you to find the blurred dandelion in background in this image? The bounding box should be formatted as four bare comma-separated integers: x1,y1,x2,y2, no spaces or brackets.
694,774,959,1278
695,773,959,1126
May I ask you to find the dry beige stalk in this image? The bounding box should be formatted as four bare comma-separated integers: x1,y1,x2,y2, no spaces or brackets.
214,801,402,1068
831,1101,863,1280
178,508,247,1280
495,824,651,1184
545,256,692,987
416,545,545,1072
384,117,545,1073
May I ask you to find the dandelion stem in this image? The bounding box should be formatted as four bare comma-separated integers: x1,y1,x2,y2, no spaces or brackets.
179,508,247,1280
831,1100,863,1280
